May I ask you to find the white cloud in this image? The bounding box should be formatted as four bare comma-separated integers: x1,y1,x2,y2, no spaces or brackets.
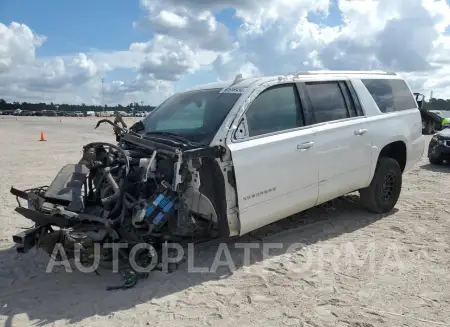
0,22,45,73
101,78,174,106
2,0,450,104
212,0,450,98
212,51,261,80
137,9,233,51
131,35,202,81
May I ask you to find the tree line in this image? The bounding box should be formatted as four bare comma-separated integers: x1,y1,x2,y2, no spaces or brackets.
0,99,156,113
1,96,450,113
424,98,450,111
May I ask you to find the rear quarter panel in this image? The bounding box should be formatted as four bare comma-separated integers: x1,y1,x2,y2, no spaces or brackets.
350,78,425,185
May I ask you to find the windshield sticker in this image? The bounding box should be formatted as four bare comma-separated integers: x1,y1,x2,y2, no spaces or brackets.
219,87,246,94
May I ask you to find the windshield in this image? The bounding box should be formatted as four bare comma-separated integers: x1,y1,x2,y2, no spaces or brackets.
141,88,241,145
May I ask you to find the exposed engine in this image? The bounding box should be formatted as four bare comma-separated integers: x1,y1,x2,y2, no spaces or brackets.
10,118,229,287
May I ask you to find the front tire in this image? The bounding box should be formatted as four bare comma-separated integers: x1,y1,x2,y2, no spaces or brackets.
424,120,435,134
359,157,402,214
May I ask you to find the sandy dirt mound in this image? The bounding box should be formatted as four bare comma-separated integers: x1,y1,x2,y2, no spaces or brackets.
0,116,449,327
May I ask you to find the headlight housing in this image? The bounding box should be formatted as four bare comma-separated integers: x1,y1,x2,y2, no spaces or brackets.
432,135,445,144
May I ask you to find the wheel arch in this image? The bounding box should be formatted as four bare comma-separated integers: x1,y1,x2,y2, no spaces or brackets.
378,140,407,172
366,139,407,187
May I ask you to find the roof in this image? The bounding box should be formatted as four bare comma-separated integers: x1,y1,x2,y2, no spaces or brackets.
183,76,271,92
182,70,400,93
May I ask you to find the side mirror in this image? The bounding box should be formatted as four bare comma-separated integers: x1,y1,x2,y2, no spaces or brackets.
414,93,424,109
234,119,247,140
416,99,423,109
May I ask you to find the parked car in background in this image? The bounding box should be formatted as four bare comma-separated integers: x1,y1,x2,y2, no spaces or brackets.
42,110,57,116
135,111,147,117
427,125,450,164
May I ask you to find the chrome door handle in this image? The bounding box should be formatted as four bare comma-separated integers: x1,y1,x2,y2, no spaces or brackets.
354,128,367,135
297,141,314,150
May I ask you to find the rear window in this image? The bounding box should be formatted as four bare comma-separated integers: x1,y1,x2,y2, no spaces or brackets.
361,79,417,113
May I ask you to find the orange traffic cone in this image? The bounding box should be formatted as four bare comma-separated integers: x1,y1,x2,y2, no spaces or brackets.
40,132,46,141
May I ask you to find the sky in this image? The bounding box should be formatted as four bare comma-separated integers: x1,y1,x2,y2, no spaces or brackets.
1,0,450,106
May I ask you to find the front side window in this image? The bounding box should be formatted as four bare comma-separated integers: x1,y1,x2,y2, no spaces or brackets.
245,84,303,137
142,88,241,144
305,82,349,123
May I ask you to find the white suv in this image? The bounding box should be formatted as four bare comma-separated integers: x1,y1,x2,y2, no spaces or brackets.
10,70,425,255
135,70,424,235
170,70,425,236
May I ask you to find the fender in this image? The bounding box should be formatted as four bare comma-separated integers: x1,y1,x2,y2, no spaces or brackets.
368,135,408,183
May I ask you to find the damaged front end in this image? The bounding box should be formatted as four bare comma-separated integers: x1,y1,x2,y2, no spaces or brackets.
10,119,230,281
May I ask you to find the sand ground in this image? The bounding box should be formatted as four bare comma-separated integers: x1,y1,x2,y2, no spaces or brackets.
0,116,449,327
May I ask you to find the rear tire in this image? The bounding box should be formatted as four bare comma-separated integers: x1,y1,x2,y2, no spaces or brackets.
424,120,433,134
359,157,402,214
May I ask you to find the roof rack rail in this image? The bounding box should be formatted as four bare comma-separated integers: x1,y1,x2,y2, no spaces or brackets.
293,70,397,76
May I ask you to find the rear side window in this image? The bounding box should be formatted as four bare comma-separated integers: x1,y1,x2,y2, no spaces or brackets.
245,84,303,137
305,82,349,124
361,79,417,113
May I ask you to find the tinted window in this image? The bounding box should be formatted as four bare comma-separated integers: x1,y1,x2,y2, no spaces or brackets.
245,84,302,137
142,88,241,144
341,81,364,116
306,82,349,123
361,79,417,113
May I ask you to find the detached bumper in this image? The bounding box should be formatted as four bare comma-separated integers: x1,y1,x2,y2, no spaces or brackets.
10,187,63,253
12,226,46,253
10,186,71,227
9,186,104,253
